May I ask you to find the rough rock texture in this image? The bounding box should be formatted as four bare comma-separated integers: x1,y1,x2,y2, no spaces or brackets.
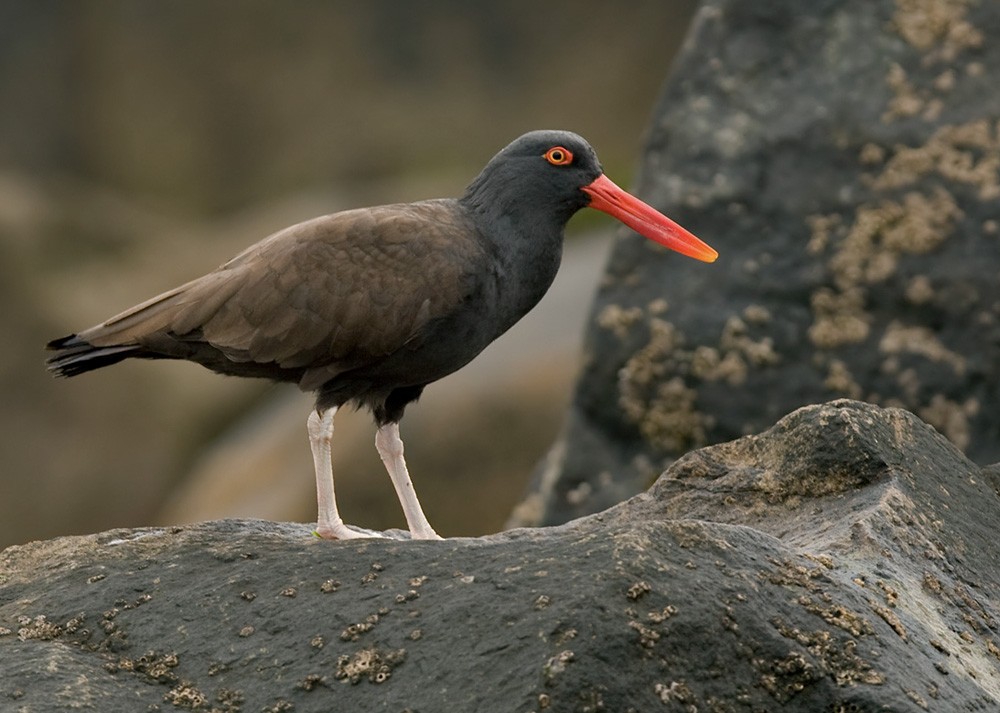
516,0,1000,528
3,400,999,711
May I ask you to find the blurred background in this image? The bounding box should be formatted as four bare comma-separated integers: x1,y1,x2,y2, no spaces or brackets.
0,0,698,548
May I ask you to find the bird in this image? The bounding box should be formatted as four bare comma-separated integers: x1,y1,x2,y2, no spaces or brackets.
46,130,718,541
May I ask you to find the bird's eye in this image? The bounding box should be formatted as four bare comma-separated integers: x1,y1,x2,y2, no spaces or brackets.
543,146,574,166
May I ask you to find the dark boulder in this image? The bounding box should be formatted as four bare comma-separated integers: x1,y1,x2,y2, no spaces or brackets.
516,0,1000,528
3,400,999,710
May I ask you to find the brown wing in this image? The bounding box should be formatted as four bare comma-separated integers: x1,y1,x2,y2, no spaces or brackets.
79,199,487,388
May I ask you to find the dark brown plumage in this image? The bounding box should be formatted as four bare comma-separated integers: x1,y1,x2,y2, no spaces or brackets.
47,130,717,540
51,202,488,417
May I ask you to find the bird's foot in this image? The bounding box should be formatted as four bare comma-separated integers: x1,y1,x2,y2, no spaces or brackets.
313,521,385,540
409,527,444,541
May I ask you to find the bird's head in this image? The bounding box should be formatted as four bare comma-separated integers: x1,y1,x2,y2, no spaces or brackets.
463,130,717,263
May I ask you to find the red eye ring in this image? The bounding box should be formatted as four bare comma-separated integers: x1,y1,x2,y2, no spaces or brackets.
543,146,574,166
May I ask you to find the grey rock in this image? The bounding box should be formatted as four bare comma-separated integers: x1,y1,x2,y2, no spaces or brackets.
2,400,999,710
523,0,1000,527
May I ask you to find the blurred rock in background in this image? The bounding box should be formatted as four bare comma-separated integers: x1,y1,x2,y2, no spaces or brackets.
519,0,1000,527
1,1,697,548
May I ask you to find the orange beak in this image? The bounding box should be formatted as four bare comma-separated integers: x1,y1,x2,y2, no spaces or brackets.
582,174,718,263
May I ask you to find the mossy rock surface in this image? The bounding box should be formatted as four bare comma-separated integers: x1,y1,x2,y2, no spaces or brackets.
525,0,1000,527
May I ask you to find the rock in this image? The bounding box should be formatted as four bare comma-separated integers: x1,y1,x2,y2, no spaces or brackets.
520,0,1000,527
3,400,999,710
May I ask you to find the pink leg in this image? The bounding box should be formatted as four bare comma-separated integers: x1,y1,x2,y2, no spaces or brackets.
374,423,442,540
307,408,379,540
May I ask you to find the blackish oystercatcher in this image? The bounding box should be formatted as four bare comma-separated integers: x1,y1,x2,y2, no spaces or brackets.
46,130,717,540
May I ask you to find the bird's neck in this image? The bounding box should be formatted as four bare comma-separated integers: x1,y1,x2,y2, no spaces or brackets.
458,191,568,335
460,180,570,265
460,173,576,253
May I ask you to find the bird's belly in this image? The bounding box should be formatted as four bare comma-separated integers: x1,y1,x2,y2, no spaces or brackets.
316,252,558,407
375,315,499,387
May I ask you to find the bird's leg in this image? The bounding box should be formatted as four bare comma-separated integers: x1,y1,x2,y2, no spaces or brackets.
307,408,374,540
374,422,442,540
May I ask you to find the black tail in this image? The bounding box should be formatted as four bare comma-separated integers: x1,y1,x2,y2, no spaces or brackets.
45,334,141,378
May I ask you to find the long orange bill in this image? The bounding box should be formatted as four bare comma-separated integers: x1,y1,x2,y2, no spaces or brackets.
581,174,718,263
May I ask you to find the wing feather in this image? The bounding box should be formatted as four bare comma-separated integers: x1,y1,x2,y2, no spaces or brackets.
75,199,486,386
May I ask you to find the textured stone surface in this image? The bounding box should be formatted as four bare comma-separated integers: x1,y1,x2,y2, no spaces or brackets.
517,0,1000,528
2,401,999,710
